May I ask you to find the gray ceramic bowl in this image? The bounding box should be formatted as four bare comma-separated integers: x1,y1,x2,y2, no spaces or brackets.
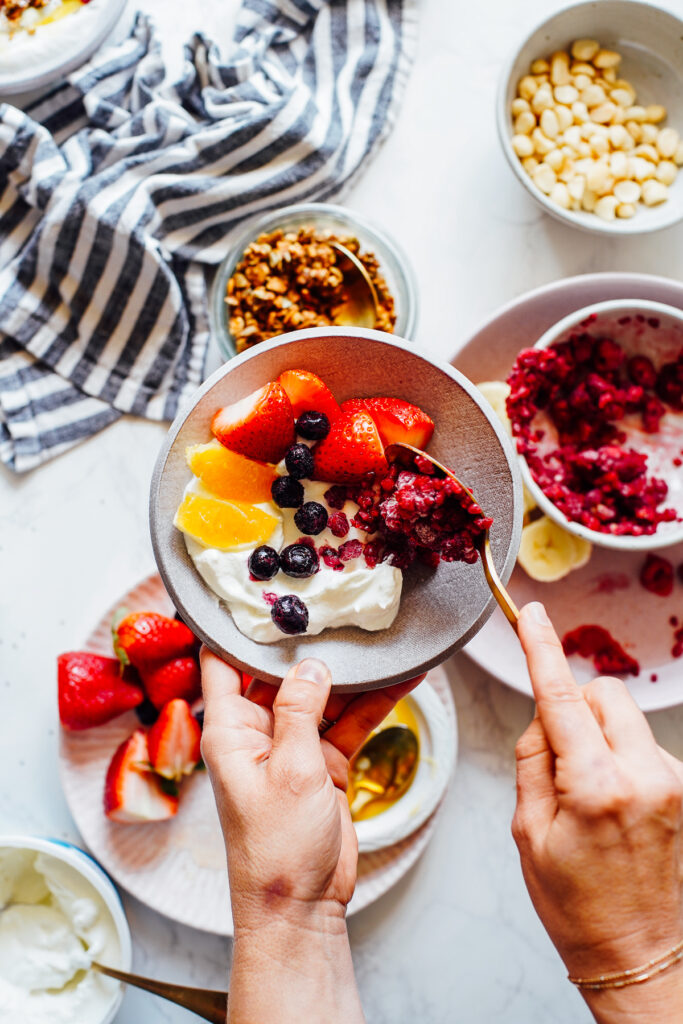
150,328,523,691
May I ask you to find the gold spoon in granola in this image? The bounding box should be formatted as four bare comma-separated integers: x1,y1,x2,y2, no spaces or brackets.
330,242,380,329
385,442,520,632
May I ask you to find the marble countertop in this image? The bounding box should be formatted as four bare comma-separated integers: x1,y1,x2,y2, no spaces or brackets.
3,0,683,1020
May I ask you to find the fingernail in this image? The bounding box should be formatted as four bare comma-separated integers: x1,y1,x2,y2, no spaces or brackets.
295,658,328,685
527,602,551,626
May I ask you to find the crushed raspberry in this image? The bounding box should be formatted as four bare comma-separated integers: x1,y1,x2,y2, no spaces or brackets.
262,591,277,606
562,624,640,677
591,572,630,594
328,512,350,538
670,616,679,627
338,539,363,561
319,545,344,571
363,540,383,568
650,673,658,683
673,626,683,659
297,535,316,549
639,554,674,597
506,335,680,536
323,485,348,510
679,564,683,586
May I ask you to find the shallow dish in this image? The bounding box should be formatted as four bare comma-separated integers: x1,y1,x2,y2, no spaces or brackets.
210,202,419,360
456,271,683,711
518,298,683,552
0,835,131,1024
354,679,456,854
496,0,683,236
150,328,523,691
0,0,127,96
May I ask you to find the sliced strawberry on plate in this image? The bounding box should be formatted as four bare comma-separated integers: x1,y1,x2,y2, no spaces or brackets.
58,652,144,730
113,611,197,671
312,409,387,483
212,381,294,463
278,369,341,423
341,397,434,449
141,656,202,710
148,699,202,781
104,729,178,823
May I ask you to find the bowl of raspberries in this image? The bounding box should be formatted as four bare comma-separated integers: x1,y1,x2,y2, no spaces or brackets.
507,299,683,551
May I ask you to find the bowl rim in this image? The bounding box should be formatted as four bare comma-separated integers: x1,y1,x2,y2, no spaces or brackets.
517,297,683,551
353,678,457,853
209,200,419,360
0,834,132,1024
495,0,683,237
149,326,524,689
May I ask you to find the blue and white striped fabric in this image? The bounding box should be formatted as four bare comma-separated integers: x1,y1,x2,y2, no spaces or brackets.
0,0,417,472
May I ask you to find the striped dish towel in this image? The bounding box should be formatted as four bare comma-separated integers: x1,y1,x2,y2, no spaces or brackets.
0,0,417,473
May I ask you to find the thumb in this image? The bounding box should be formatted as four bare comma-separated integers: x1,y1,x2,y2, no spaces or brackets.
270,658,332,776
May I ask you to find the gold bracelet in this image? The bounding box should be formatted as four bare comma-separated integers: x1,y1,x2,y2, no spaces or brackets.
568,938,683,991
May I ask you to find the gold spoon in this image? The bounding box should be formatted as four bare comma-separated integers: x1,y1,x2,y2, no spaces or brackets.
92,962,228,1023
330,241,380,329
350,725,419,818
385,441,520,632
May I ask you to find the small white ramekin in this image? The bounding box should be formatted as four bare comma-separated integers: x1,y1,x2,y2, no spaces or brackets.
0,835,132,1024
518,298,683,552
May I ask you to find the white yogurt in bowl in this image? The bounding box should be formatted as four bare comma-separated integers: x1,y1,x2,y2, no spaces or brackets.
0,837,130,1024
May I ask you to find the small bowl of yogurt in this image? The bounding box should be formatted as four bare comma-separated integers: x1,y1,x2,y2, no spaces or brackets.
0,835,131,1024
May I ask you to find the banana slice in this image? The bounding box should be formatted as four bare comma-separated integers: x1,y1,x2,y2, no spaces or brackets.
477,380,512,436
517,515,592,582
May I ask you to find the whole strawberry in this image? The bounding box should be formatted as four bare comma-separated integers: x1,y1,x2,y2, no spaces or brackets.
141,656,202,710
312,409,387,483
58,652,144,730
113,612,196,671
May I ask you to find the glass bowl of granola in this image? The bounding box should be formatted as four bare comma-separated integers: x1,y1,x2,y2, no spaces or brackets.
210,203,418,360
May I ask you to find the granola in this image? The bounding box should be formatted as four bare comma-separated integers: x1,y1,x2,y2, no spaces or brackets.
225,227,397,353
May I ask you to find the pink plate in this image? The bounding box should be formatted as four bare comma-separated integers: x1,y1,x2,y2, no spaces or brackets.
59,575,456,934
455,272,683,712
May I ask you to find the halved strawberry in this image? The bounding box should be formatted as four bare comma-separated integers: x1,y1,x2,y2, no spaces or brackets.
278,369,341,423
212,382,294,463
141,656,201,710
148,700,202,781
341,397,434,449
113,612,197,671
312,409,387,483
58,652,144,730
104,729,178,823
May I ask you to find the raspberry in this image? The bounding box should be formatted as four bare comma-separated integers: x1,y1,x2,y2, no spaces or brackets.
280,543,319,578
272,476,304,508
319,545,344,571
323,485,348,510
328,512,350,537
248,545,280,581
639,554,674,597
285,443,314,480
628,355,657,389
339,540,363,561
296,411,330,440
271,595,309,634
294,501,328,535
562,625,640,677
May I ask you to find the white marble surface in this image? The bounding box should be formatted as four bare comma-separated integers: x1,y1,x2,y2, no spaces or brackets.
2,0,683,1021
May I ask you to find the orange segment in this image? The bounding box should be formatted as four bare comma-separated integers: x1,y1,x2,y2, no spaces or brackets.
174,493,279,550
186,441,277,502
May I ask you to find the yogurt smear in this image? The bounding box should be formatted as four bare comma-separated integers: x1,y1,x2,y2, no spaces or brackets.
183,478,402,643
0,847,120,1024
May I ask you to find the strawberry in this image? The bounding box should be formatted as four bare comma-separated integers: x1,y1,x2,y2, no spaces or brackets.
58,653,144,730
278,369,341,423
113,612,196,671
141,656,201,710
312,409,387,483
212,382,294,463
104,729,178,823
341,397,434,449
148,699,202,781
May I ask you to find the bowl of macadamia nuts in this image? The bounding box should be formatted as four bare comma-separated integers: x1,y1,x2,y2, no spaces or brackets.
497,0,683,235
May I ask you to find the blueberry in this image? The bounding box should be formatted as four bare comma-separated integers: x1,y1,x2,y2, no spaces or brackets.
194,709,205,730
271,476,304,508
296,410,330,440
294,501,328,536
135,698,160,726
271,594,309,635
280,542,319,578
285,443,314,480
248,545,280,580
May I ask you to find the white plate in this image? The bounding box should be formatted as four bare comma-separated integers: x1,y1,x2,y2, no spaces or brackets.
59,574,457,934
0,0,127,96
455,272,683,712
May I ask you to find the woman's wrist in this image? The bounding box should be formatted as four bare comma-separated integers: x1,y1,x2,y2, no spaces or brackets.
580,959,683,1024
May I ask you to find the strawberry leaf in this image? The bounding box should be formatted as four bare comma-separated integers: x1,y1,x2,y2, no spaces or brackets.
111,606,131,669
158,777,180,797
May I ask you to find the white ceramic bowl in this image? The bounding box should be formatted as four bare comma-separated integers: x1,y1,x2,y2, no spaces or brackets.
0,0,127,96
496,0,683,236
353,679,457,854
0,835,132,1024
518,298,683,552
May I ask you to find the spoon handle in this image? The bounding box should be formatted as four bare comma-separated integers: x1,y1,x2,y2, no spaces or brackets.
92,962,228,1023
480,534,519,632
